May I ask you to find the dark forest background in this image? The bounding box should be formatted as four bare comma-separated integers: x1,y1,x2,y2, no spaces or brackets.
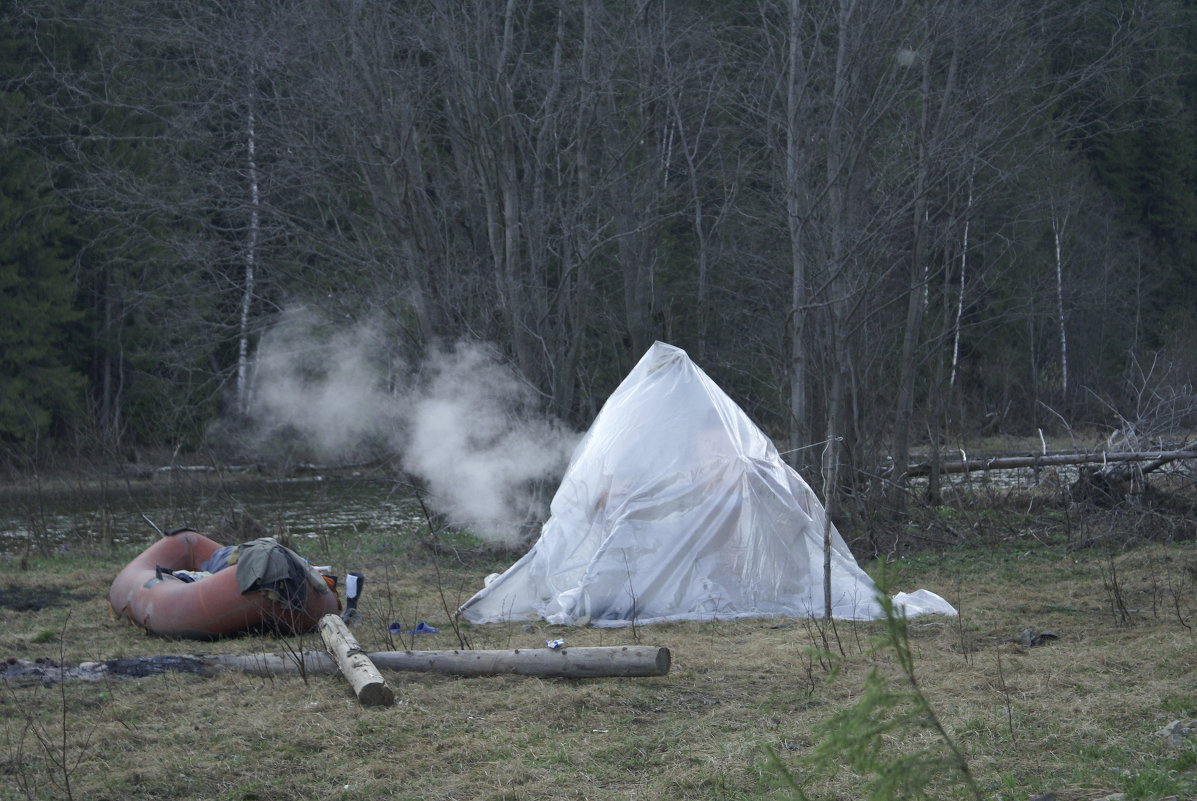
3,0,1196,508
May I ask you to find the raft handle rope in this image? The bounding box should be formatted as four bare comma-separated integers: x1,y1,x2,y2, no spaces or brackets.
154,565,196,583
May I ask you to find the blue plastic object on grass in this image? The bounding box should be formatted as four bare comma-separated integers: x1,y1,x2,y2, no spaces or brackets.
387,621,438,635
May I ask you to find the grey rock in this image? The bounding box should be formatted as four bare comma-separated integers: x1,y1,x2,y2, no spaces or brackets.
1017,627,1059,647
1155,719,1197,748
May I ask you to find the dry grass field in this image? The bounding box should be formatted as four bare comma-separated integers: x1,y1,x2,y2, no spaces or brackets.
1,491,1195,801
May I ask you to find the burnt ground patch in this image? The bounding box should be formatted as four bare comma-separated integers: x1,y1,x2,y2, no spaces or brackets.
0,585,89,611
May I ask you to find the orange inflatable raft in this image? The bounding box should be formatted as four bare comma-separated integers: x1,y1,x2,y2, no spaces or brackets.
108,529,341,639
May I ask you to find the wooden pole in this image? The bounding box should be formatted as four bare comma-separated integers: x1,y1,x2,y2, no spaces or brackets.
318,614,394,707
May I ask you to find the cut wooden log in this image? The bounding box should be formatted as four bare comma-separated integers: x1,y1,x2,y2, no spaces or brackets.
6,644,673,684
107,652,338,678
368,645,672,678
200,645,671,679
319,614,394,707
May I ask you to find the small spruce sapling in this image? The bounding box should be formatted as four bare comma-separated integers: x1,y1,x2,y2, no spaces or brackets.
766,592,982,801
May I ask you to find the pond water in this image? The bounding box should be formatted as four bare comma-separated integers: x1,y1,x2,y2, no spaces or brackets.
0,472,428,560
0,457,1093,563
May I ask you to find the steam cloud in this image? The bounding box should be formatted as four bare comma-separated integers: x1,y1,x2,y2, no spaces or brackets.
243,309,578,545
249,311,399,457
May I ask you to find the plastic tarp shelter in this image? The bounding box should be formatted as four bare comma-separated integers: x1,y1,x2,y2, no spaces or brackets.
458,342,955,627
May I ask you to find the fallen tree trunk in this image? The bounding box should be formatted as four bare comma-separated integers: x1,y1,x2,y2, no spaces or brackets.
3,645,671,684
904,447,1197,478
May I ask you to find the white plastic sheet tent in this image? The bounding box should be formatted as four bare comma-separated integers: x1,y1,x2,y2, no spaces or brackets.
458,342,955,627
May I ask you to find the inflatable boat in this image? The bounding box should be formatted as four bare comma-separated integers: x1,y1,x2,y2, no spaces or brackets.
108,529,343,639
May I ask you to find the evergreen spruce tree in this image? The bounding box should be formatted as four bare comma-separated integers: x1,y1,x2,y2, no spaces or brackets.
0,10,85,443
1087,0,1197,334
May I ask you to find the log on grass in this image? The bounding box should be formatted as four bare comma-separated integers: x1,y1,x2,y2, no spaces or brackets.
319,614,394,707
368,645,672,678
203,645,672,679
93,645,671,681
113,652,336,677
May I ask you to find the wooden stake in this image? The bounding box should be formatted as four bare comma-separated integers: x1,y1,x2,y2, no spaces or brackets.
318,614,394,707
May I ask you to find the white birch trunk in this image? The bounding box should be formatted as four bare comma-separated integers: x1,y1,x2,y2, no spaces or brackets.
1053,211,1069,395
237,82,259,417
950,173,973,387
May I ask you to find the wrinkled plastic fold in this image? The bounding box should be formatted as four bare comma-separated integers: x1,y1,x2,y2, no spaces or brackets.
459,342,955,627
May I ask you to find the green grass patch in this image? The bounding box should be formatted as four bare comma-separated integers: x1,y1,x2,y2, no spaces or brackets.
1,478,1196,800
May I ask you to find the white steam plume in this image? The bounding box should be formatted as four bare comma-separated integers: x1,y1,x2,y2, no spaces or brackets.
401,342,578,546
249,309,399,458
243,309,577,545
